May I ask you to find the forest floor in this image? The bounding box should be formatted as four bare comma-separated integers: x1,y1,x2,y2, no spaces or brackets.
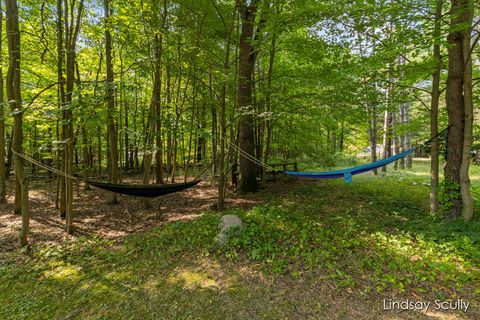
1,160,479,319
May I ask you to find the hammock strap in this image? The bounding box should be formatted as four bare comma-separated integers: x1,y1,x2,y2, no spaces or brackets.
421,125,452,147
224,137,276,171
193,160,215,180
11,149,78,181
14,148,212,183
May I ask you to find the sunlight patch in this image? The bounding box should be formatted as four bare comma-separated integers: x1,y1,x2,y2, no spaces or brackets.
167,268,219,290
105,270,132,282
43,262,81,282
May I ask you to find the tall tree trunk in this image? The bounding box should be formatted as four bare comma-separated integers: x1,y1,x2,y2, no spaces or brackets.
0,1,6,204
392,111,399,170
237,0,259,193
210,73,217,182
214,3,236,210
398,103,405,170
368,101,378,175
430,0,443,213
76,61,90,190
381,110,391,172
6,0,29,246
444,0,468,218
262,33,276,184
153,33,164,184
63,0,84,233
154,0,168,184
460,0,474,221
104,0,119,204
57,0,66,216
404,103,412,169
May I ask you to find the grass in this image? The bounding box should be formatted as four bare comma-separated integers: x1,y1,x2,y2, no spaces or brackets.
1,160,479,319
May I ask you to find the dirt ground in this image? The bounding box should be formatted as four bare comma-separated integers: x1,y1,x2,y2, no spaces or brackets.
0,177,257,253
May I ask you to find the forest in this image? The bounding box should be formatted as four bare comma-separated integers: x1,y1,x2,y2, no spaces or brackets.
0,0,479,319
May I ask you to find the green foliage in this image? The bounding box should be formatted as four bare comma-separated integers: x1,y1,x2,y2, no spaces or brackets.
219,173,479,296
439,180,461,216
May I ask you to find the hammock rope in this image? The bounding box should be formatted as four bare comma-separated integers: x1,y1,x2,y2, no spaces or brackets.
224,137,276,171
12,149,208,197
12,126,451,189
284,126,451,184
12,149,78,180
284,148,416,183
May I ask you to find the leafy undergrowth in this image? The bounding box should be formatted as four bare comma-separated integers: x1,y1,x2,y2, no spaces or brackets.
1,169,480,319
226,179,480,298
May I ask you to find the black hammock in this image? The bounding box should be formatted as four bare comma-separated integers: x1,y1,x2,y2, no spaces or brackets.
87,179,201,198
12,145,208,198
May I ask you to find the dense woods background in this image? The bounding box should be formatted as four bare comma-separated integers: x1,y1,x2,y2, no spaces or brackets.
0,0,478,245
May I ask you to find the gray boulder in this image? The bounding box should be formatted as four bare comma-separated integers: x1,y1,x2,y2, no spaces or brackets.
217,214,243,246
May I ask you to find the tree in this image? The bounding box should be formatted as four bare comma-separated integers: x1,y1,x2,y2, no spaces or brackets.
459,0,474,221
429,0,443,213
63,0,84,233
443,0,472,218
212,0,236,210
6,0,29,246
0,0,6,204
237,0,259,193
104,0,119,204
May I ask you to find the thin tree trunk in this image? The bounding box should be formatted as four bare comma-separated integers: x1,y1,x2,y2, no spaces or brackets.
214,3,235,210
262,33,276,184
404,103,412,169
154,0,168,184
210,73,217,182
460,0,474,221
75,61,90,190
63,0,84,233
104,0,119,204
381,110,390,172
0,2,6,204
399,102,406,170
392,111,399,170
97,126,102,175
57,0,66,216
430,0,443,212
369,101,378,175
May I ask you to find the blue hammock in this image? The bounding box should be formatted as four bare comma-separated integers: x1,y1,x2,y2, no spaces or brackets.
284,148,416,184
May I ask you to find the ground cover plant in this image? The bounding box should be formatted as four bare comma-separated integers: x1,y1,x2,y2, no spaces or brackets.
1,161,479,319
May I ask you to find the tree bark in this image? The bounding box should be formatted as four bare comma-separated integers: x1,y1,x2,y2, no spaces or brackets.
444,0,468,218
104,0,119,204
381,110,392,172
398,103,405,170
404,103,412,169
56,0,66,216
460,0,474,221
392,111,398,170
213,2,236,210
262,33,276,184
430,0,443,213
237,0,259,193
368,98,377,175
63,0,84,233
6,0,29,246
210,73,217,182
154,0,168,184
0,1,6,204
